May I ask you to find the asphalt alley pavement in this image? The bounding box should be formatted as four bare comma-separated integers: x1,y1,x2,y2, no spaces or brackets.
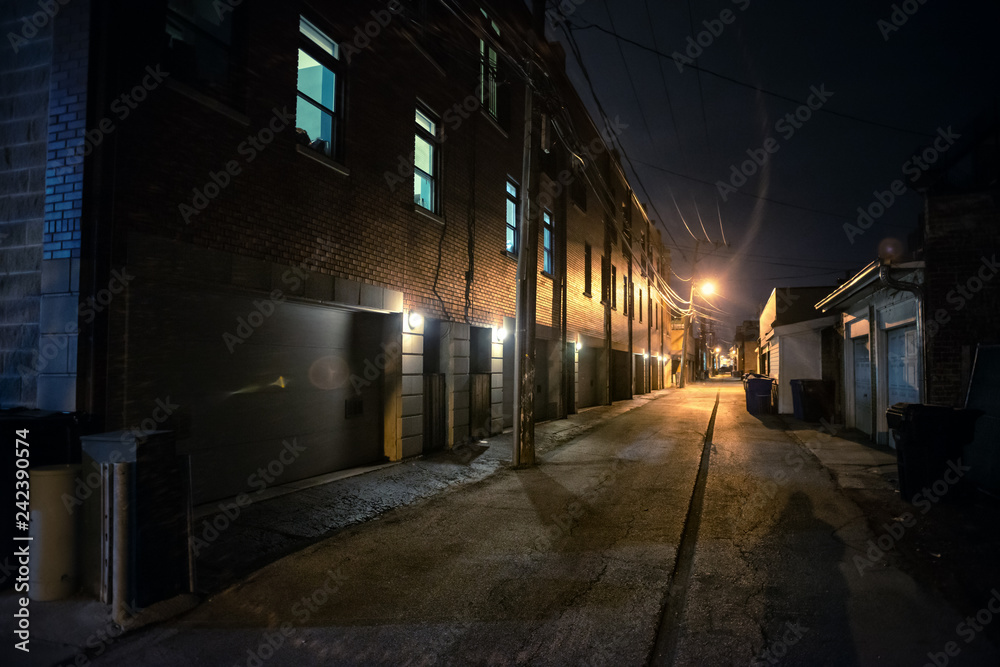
10,378,1000,666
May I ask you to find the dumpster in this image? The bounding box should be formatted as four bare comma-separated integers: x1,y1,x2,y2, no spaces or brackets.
746,377,774,416
886,403,982,501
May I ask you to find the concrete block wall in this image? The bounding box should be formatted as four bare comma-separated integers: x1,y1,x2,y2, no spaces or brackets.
447,322,471,445
401,320,424,458
0,0,52,407
490,338,503,434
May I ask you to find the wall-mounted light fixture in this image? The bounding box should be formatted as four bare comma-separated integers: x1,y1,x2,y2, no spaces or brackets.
575,340,582,352
405,311,423,331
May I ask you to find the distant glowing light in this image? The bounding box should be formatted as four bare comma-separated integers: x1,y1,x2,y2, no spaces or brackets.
575,340,583,351
406,311,423,330
700,282,716,296
496,326,508,341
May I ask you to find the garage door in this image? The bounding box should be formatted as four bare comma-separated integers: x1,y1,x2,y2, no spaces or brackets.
853,337,872,435
577,347,598,408
128,282,387,505
887,325,919,405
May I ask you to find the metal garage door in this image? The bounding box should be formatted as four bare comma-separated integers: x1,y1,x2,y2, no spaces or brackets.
853,337,872,435
128,283,387,505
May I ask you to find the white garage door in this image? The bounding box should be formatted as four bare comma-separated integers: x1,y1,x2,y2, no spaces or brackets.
887,325,920,405
853,337,872,435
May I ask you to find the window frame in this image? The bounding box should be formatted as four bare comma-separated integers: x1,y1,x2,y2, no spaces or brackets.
583,243,592,297
479,10,501,123
505,178,519,254
611,265,617,310
542,209,554,275
413,106,440,214
165,0,246,108
296,16,346,162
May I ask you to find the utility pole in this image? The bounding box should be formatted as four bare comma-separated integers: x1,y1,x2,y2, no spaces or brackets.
513,2,545,467
678,240,698,388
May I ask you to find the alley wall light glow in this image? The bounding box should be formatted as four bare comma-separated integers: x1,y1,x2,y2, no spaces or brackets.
700,282,716,296
406,311,423,331
495,326,508,342
575,340,582,351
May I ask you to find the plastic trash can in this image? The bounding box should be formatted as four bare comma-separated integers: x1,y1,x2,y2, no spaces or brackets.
29,464,81,601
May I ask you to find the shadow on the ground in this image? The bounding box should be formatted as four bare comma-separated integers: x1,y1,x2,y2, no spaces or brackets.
759,490,858,666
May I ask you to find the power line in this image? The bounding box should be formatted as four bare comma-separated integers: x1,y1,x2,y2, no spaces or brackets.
569,19,935,139
633,158,858,222
716,199,728,247
557,20,691,263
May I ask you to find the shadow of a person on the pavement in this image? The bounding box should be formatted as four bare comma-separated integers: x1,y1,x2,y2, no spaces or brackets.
757,490,858,666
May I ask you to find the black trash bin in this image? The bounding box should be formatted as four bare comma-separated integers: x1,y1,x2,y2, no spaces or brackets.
790,379,834,422
886,403,982,501
746,377,774,416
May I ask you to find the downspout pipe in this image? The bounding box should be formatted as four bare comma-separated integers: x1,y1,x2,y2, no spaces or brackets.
879,263,926,403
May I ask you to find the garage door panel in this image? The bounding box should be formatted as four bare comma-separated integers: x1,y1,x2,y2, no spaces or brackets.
126,281,385,505
188,427,377,503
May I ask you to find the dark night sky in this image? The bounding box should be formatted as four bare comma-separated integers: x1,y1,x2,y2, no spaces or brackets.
537,0,1000,342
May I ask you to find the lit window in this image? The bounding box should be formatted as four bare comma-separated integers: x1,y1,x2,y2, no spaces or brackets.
414,109,438,212
542,210,554,274
296,17,344,160
505,179,518,253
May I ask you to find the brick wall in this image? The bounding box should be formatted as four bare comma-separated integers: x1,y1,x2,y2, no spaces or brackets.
77,0,675,434
924,191,1000,406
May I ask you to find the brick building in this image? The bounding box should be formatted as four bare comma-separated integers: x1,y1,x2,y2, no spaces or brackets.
918,122,1000,407
2,0,674,507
